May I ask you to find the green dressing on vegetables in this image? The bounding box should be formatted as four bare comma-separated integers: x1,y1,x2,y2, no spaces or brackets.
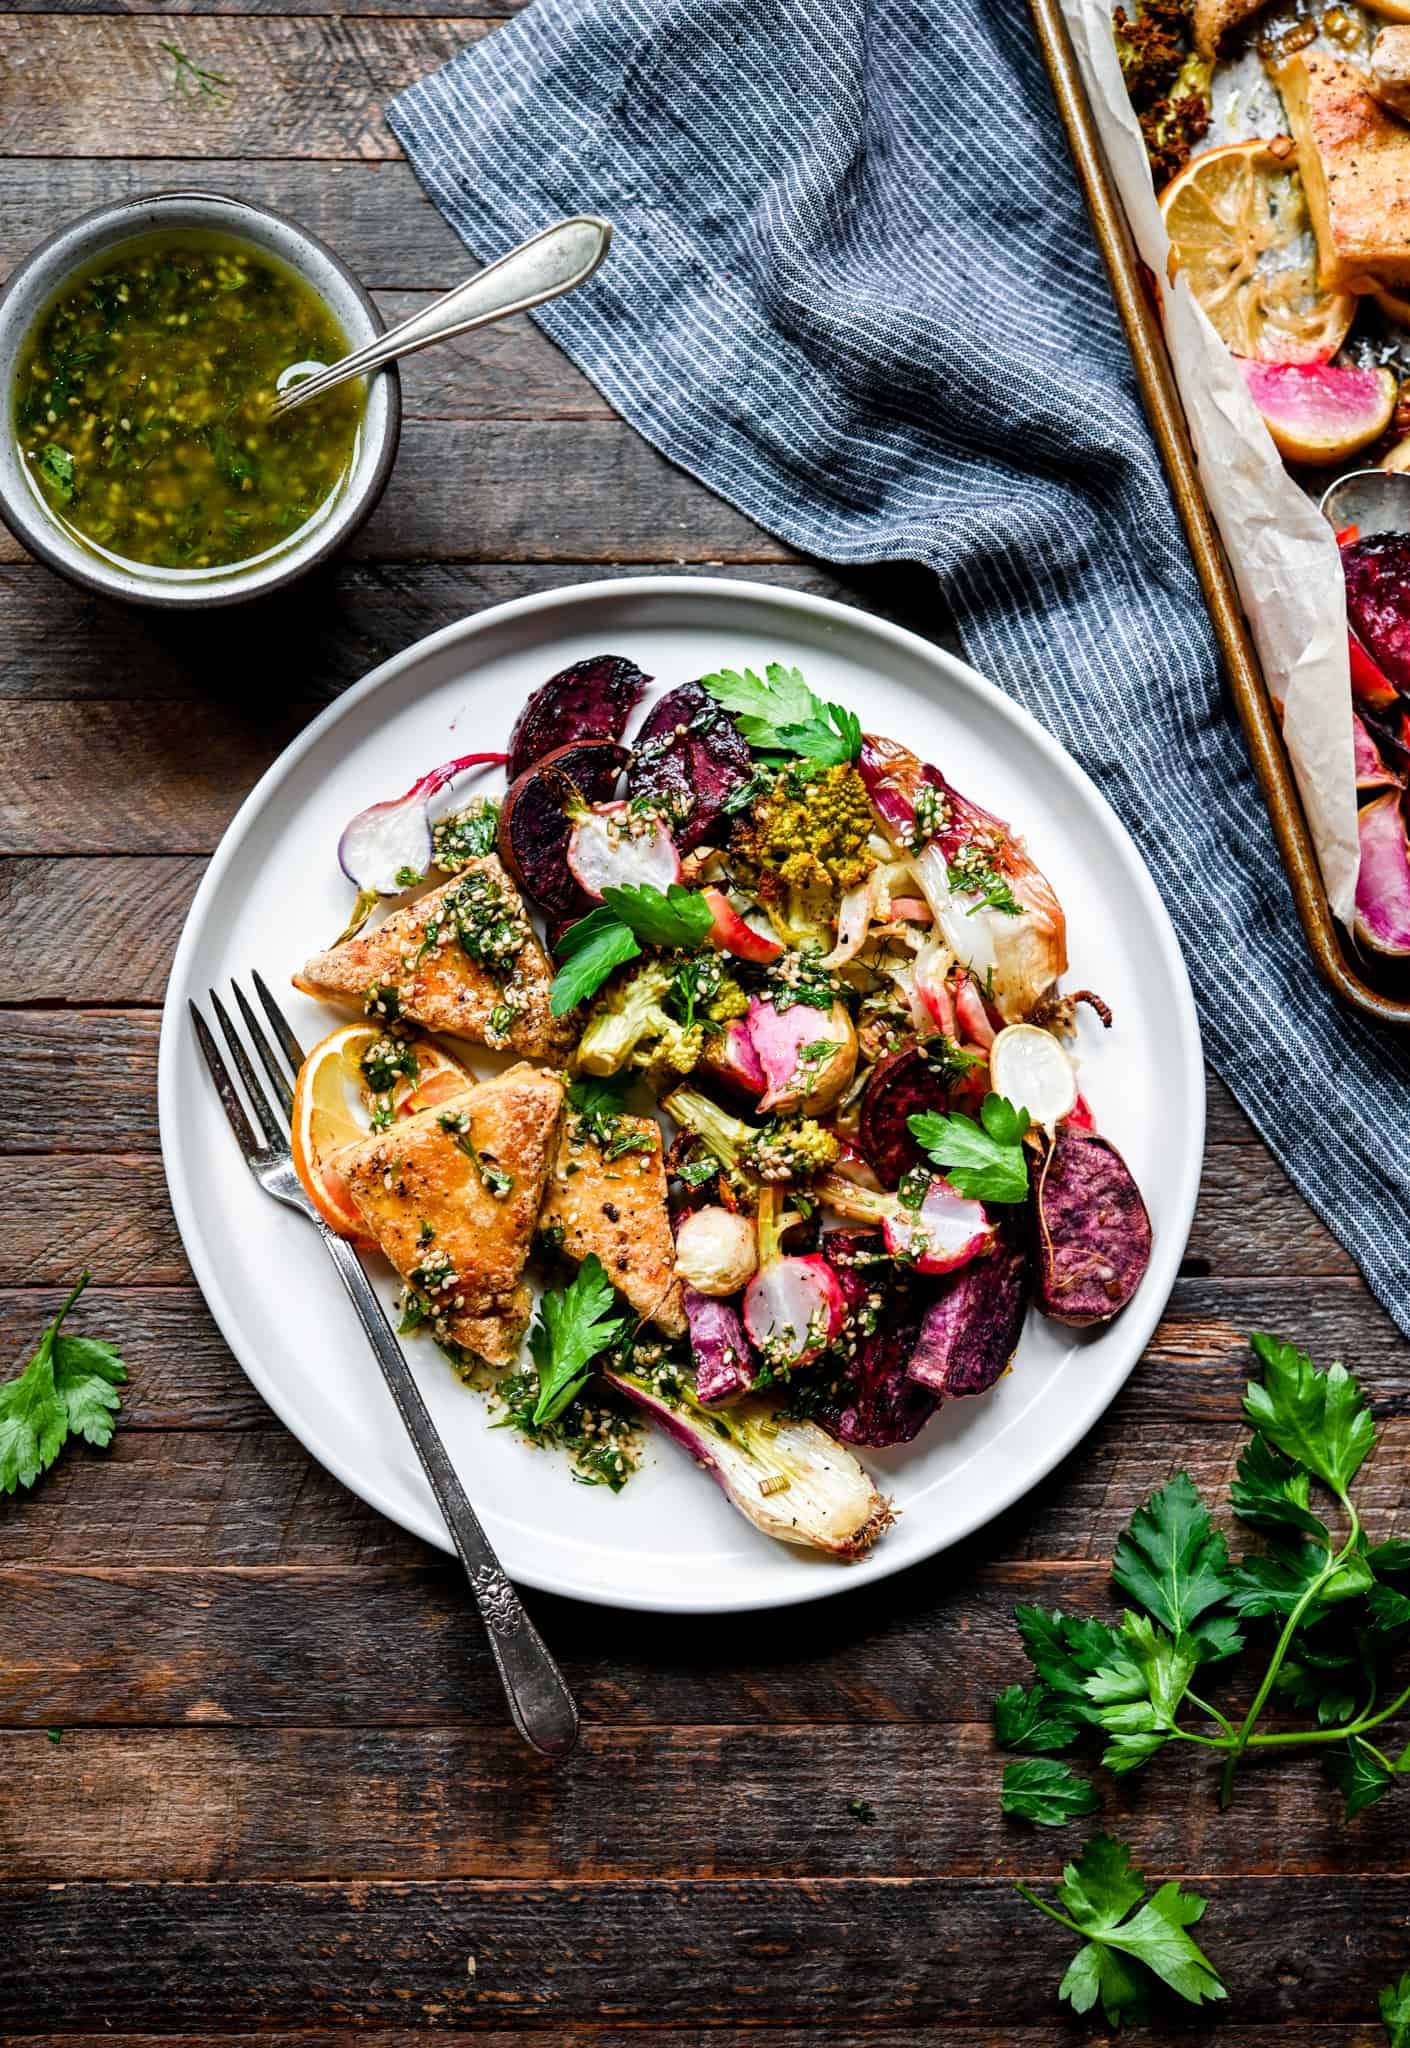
13,230,363,573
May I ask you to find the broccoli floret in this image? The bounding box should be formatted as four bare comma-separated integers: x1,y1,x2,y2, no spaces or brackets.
732,762,876,936
664,949,749,1031
576,961,705,1081
663,1085,840,1185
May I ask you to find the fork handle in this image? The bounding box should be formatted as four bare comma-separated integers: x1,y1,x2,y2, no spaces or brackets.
318,1225,580,1760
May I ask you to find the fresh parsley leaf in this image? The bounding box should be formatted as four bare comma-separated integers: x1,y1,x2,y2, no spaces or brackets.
528,1255,628,1428
1326,1735,1396,1819
1015,1605,1127,1723
908,1092,1029,1204
1017,1834,1226,2027
1367,1580,1410,1633
1370,1541,1410,1577
1001,1759,1100,1825
1230,1430,1330,1542
38,444,75,503
548,908,641,1016
1086,1612,1198,1775
0,1272,126,1493
1246,1333,1376,1499
1111,1472,1234,1638
1381,1970,1410,2046
699,662,862,765
993,1682,1083,1755
600,882,715,949
1227,1539,1372,1620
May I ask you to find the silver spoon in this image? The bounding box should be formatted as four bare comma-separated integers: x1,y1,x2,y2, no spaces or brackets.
270,215,612,421
1319,465,1410,537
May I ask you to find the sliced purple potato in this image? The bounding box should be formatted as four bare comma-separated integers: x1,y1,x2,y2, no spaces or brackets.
1033,1130,1151,1327
908,1236,1028,1397
820,1246,937,1448
626,679,753,851
683,1287,755,1404
1354,790,1410,956
605,1368,893,1558
857,1045,950,1190
497,738,628,921
505,655,649,781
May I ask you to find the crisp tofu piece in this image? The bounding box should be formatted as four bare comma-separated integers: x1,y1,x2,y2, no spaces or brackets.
1193,0,1271,62
1278,48,1410,289
540,1111,685,1337
344,1064,564,1366
295,861,577,1061
1372,25,1410,120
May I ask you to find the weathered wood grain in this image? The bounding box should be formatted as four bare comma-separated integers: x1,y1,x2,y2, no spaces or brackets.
6,1874,1409,2029
0,16,475,159
0,420,787,570
11,2036,1393,2048
0,856,205,1002
9,1722,1410,1882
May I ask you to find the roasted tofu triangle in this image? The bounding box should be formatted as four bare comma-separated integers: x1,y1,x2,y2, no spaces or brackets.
295,860,577,1060
343,1064,564,1367
1278,48,1410,290
540,1109,686,1336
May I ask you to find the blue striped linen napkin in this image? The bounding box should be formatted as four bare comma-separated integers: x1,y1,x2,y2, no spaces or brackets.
390,0,1410,1335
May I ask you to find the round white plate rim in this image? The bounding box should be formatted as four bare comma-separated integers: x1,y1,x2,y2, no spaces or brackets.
158,573,1204,1614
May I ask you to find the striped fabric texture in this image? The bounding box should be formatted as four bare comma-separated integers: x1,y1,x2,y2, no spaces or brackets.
391,0,1410,1334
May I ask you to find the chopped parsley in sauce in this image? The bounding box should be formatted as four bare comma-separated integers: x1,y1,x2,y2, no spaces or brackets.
14,231,363,572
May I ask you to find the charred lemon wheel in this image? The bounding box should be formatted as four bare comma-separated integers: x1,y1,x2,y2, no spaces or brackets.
291,1022,470,1239
1160,139,1356,364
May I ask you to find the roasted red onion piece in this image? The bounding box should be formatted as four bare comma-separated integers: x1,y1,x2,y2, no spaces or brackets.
626,679,753,850
1354,713,1404,793
1034,1130,1151,1327
683,1287,755,1404
1343,535,1410,695
496,738,628,920
505,655,649,781
1354,790,1410,956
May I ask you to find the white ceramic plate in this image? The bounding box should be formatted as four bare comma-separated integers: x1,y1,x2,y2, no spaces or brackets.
158,577,1203,1614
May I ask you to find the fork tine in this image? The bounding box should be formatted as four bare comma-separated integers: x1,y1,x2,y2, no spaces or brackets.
190,1000,261,1159
252,968,307,1070
210,988,286,1151
233,979,295,1119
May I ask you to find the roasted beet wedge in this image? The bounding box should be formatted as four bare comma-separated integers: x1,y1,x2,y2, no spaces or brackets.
626,679,753,850
818,1237,937,1448
497,738,628,921
506,656,648,781
857,1045,950,1190
1343,535,1410,697
908,1233,1028,1397
1034,1131,1151,1327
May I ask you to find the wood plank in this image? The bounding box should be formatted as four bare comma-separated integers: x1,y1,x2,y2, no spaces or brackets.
373,295,613,420
0,561,947,703
0,420,788,569
9,1723,1410,1882
0,17,476,159
4,1874,1407,2029
12,2036,1392,2048
3,161,470,288
0,856,205,1001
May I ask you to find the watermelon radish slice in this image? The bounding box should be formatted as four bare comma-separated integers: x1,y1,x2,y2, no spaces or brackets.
1240,361,1397,466
1353,712,1405,792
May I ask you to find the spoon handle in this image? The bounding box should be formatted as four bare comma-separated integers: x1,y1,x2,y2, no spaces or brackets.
272,215,611,419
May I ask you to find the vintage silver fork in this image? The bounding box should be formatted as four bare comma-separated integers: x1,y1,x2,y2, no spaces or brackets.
190,972,579,1761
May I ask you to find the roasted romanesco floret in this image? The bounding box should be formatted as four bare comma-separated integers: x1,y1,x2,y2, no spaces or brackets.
734,762,877,899
662,1085,840,1185
576,960,704,1080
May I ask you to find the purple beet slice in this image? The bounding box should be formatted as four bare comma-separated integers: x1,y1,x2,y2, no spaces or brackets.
908,1239,1028,1397
857,1046,951,1190
1343,536,1410,696
816,1239,938,1447
684,1287,755,1405
506,656,649,781
1033,1130,1152,1327
626,679,753,851
497,738,628,921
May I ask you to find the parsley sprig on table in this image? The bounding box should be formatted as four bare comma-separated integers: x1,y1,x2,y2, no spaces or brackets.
549,883,716,1014
1383,1972,1410,2046
0,1271,127,1493
993,1334,1410,1830
699,661,862,767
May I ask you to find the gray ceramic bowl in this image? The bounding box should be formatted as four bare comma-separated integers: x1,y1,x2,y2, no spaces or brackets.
0,190,401,608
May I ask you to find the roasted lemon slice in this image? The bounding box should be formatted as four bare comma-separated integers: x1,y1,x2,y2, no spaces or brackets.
1161,138,1356,363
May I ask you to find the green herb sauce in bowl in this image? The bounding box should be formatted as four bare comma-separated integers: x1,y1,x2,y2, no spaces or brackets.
13,229,364,574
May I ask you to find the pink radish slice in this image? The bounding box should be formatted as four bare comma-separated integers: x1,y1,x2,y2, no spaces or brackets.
702,886,783,963
338,752,507,895
888,896,933,923
914,941,957,1036
882,1178,994,1275
698,1016,766,1097
748,995,855,1115
954,973,996,1049
566,801,680,900
1354,791,1410,955
1239,360,1397,465
743,1253,846,1368
1354,712,1405,792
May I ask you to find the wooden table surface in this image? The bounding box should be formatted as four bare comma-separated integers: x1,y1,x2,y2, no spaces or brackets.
4,6,1409,2043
